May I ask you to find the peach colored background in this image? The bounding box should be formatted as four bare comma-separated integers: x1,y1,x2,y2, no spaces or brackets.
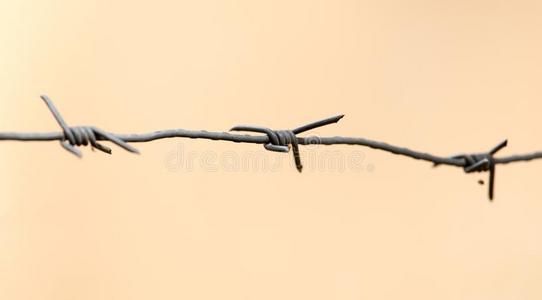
1,1,542,299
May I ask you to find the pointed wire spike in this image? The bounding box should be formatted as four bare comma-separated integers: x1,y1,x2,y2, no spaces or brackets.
92,127,140,154
292,114,345,134
40,95,76,145
59,140,82,158
488,166,496,201
82,126,111,154
294,154,303,172
92,142,113,154
288,131,303,172
489,139,508,155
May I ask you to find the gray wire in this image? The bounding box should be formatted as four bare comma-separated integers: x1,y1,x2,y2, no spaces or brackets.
2,118,542,166
1,95,542,200
2,123,542,167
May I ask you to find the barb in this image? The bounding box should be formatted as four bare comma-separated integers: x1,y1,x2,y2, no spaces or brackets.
229,115,344,172
434,140,508,201
1,95,542,200
40,95,139,157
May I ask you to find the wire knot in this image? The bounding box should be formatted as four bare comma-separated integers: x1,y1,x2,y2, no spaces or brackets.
446,140,508,201
230,115,345,172
460,153,496,173
40,95,139,157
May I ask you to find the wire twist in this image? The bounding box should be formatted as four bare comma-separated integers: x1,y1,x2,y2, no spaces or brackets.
230,115,344,172
40,95,139,157
436,140,508,200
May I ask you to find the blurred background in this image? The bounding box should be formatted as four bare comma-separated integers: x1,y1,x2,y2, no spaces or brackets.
1,0,542,299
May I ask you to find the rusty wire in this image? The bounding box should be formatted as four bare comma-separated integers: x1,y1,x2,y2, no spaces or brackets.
1,95,542,201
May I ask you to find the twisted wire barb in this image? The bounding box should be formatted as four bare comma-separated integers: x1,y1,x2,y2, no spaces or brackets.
230,115,344,172
40,95,139,157
1,95,542,200
433,140,508,200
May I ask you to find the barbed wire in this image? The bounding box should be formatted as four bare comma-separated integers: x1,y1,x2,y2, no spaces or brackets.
1,95,542,201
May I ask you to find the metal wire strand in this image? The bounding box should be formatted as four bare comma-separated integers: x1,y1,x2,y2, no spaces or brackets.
40,95,140,157
1,95,542,200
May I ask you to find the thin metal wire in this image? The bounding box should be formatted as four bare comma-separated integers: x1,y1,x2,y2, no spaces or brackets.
1,95,542,200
